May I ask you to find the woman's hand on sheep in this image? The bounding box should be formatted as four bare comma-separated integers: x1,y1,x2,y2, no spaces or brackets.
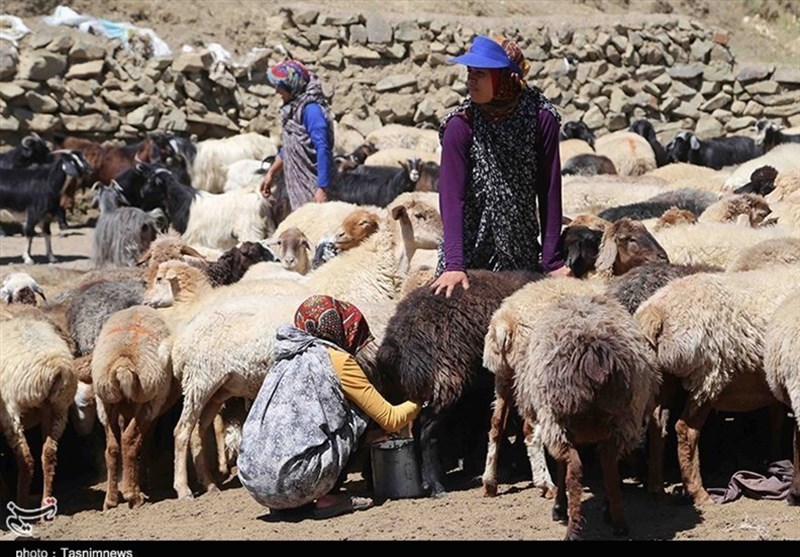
431,270,469,298
547,265,573,278
260,172,274,198
314,187,328,203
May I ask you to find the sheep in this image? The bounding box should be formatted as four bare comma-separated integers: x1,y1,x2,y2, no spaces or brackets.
697,193,772,227
769,188,800,230
334,208,382,251
162,195,440,498
363,147,439,168
643,162,731,194
1,272,46,305
271,200,384,248
375,269,542,497
727,237,800,271
764,291,800,505
594,130,658,176
651,221,800,268
653,207,697,230
480,219,669,499
265,227,312,275
335,142,379,173
722,144,800,190
190,133,277,193
561,174,669,215
91,305,177,510
629,119,669,167
634,265,800,506
561,153,617,177
559,139,595,167
666,131,762,170
0,309,77,507
312,235,338,269
733,165,779,196
515,294,660,539
598,188,720,223
365,124,440,154
201,241,276,286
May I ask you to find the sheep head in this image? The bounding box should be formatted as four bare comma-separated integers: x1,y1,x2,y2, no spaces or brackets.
335,209,381,251
269,227,311,275
0,272,46,305
389,194,442,251
560,225,603,278
144,260,206,307
595,218,669,277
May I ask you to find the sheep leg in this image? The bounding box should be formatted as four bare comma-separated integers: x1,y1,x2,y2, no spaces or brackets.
767,402,786,462
102,404,122,510
598,441,628,536
525,417,556,498
121,407,153,508
482,393,511,497
647,375,681,500
551,458,568,523
173,397,203,500
39,402,69,509
213,413,229,481
3,415,35,507
790,425,800,505
418,412,446,497
675,399,713,506
192,397,226,495
564,447,585,541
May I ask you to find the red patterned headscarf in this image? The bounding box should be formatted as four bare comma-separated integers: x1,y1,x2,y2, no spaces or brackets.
294,295,374,355
267,59,311,98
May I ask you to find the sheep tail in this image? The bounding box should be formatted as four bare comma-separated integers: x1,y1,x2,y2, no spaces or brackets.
47,359,78,407
545,344,615,419
100,357,143,404
634,303,665,351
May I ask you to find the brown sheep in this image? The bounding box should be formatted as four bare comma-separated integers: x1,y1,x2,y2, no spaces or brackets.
654,207,697,230
334,208,382,251
698,193,772,227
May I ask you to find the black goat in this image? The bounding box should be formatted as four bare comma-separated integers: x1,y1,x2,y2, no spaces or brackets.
758,121,800,152
629,119,669,167
733,165,779,196
598,188,719,222
203,241,276,286
666,131,762,170
0,151,91,264
327,157,423,207
334,142,379,173
0,133,53,169
560,120,596,149
560,225,604,278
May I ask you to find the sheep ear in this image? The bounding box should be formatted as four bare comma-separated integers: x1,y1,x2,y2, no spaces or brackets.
562,215,573,225
33,284,46,302
391,205,407,221
594,224,619,274
301,239,310,250
0,287,10,304
689,135,701,150
180,244,206,260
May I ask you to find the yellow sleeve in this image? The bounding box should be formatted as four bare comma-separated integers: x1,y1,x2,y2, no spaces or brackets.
328,348,420,433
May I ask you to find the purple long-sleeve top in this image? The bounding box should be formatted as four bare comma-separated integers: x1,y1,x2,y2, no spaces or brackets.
439,109,566,273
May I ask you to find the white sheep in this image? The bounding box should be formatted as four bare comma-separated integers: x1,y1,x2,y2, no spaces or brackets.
651,221,800,268
643,162,731,193
191,133,277,193
265,227,312,275
270,200,385,248
0,308,77,507
697,193,772,227
559,138,595,167
1,272,46,305
363,147,439,167
727,237,800,271
722,144,800,191
91,305,177,510
634,264,800,506
561,174,669,215
768,187,800,230
365,124,441,154
594,130,658,176
763,290,800,505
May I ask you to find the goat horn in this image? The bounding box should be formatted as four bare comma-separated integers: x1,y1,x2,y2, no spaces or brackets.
90,181,104,191
21,135,34,148
33,284,46,302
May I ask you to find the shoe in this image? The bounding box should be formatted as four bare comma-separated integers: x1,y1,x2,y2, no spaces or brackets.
313,494,374,519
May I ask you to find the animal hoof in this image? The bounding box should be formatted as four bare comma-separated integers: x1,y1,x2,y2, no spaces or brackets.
125,492,147,508
175,489,194,501
551,503,567,523
542,485,558,500
787,491,800,506
205,484,221,495
103,497,119,511
23,257,34,265
482,481,498,497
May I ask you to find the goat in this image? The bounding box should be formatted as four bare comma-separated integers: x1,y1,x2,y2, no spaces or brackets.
560,120,596,149
0,133,53,169
666,131,762,170
327,158,423,207
334,142,379,173
0,151,92,264
755,120,800,153
629,119,669,167
733,165,779,196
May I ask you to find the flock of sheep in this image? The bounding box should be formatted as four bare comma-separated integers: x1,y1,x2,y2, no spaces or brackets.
0,115,799,540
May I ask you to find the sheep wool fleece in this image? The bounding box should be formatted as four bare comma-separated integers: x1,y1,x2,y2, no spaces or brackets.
237,325,368,510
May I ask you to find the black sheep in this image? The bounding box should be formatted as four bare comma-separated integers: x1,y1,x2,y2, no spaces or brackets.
376,269,542,497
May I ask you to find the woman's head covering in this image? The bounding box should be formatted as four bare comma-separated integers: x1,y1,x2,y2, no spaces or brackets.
449,35,530,121
267,59,311,98
294,295,373,355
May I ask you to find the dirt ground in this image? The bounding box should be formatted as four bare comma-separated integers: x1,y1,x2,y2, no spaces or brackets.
1,0,799,543
1,227,799,542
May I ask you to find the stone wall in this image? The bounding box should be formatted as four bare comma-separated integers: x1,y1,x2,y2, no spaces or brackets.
1,7,799,151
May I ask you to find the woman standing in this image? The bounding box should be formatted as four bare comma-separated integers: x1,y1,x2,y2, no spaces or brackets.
431,36,571,298
260,60,334,209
